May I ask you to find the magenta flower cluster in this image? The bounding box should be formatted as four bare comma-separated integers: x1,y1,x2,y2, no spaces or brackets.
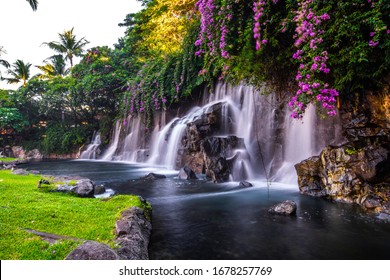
195,0,216,56
218,4,232,58
253,1,278,50
195,0,233,59
123,65,167,124
253,0,267,51
289,0,338,119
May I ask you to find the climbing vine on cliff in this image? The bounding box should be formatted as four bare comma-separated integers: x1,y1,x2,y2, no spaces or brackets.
119,0,389,123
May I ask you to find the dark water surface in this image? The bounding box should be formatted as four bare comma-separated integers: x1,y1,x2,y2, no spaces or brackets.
23,160,390,259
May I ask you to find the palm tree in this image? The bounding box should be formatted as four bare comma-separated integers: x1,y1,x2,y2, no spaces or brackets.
26,0,38,11
0,47,10,79
0,47,10,68
36,55,69,79
42,28,89,68
4,59,32,87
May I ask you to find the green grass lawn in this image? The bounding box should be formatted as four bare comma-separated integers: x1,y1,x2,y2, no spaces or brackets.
0,157,22,163
0,170,150,260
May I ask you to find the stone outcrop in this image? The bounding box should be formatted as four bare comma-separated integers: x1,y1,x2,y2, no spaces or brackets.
66,241,120,260
115,207,152,260
55,178,96,198
11,146,43,160
0,146,15,158
178,101,250,182
201,136,245,182
296,88,390,216
268,200,297,215
8,146,79,160
178,166,198,180
65,206,152,260
296,143,389,214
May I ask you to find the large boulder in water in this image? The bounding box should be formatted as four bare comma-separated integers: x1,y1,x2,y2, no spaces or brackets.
239,181,253,188
295,143,390,214
66,241,119,260
140,173,166,180
178,166,197,180
201,136,245,182
268,200,297,215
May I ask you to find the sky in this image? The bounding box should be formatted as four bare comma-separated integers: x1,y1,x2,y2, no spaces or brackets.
0,0,143,89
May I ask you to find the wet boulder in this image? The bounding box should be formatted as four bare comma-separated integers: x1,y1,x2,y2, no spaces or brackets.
94,185,106,195
178,166,198,180
140,173,166,180
239,181,253,188
201,136,245,183
268,200,297,215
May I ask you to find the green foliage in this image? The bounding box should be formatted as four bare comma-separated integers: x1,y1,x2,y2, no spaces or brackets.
41,124,88,154
0,107,28,133
323,0,390,91
71,46,127,120
0,170,149,259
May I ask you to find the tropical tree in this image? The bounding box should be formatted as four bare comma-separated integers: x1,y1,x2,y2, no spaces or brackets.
0,47,10,79
36,55,69,79
0,47,10,68
42,28,89,68
3,59,32,87
26,0,38,11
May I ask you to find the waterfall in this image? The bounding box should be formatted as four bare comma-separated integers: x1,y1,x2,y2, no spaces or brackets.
79,132,102,159
272,105,318,183
147,106,204,169
100,121,121,161
118,116,146,162
101,81,342,183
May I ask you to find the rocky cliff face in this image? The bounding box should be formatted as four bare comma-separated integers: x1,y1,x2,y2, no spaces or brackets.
179,101,247,182
296,85,390,216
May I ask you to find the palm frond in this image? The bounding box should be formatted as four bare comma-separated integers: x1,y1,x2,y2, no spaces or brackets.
0,59,10,68
26,0,38,11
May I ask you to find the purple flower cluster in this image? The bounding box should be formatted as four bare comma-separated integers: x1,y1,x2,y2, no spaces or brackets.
123,66,167,123
195,0,216,56
218,5,232,59
253,0,266,51
253,1,278,50
195,0,233,59
290,0,338,119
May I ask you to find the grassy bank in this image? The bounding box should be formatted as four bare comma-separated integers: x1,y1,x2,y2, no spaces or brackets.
0,157,22,163
0,170,150,260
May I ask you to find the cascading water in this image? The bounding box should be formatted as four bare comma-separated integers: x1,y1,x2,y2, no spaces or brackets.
79,132,101,159
147,106,205,168
95,81,342,183
100,121,121,161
